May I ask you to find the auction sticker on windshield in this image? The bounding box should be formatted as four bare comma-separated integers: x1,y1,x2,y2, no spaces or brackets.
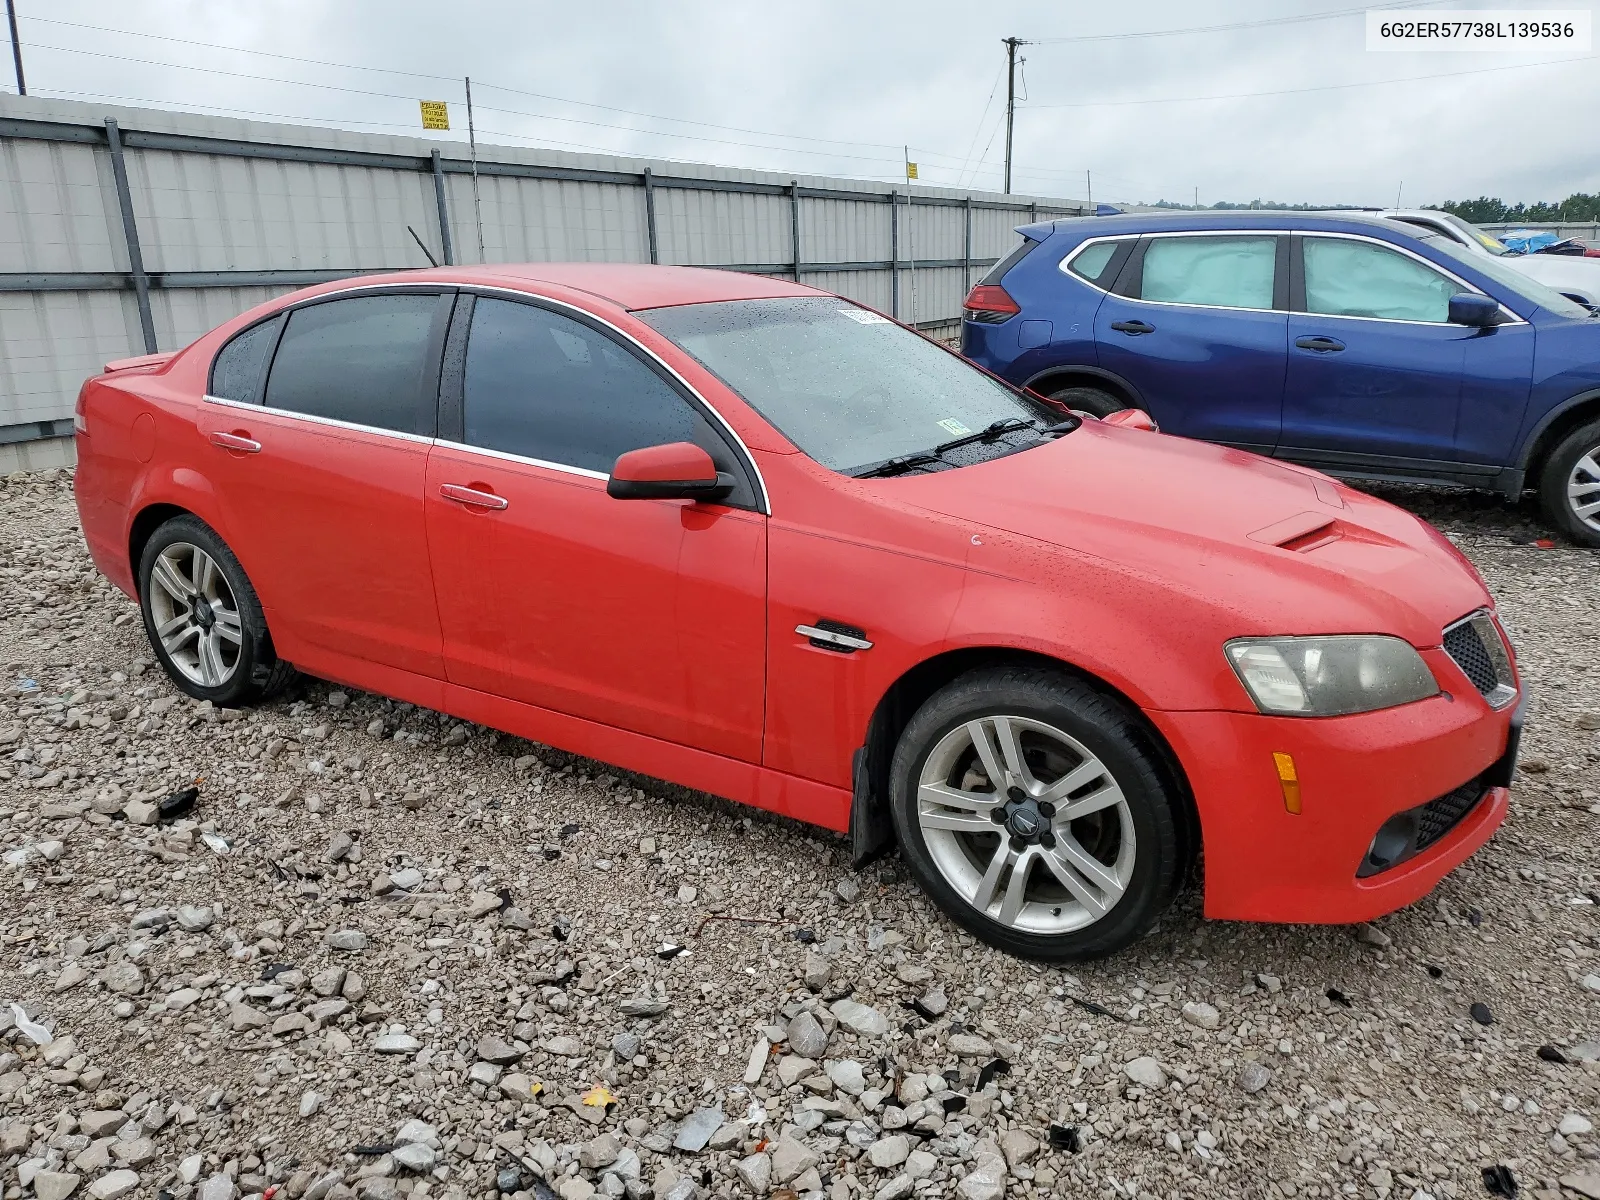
839,308,892,324
937,418,973,437
1367,10,1590,50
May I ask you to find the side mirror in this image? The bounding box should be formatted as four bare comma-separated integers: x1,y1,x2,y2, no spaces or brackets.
607,442,734,503
1448,294,1504,328
1101,408,1158,432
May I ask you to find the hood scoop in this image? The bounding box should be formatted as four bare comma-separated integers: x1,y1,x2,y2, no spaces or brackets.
1248,511,1343,553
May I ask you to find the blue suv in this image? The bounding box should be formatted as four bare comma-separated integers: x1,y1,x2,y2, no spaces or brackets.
961,212,1600,547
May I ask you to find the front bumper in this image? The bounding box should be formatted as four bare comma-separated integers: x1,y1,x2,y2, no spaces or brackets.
1152,672,1521,924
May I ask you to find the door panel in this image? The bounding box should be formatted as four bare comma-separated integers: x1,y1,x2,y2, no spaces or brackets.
1093,235,1288,449
425,446,767,761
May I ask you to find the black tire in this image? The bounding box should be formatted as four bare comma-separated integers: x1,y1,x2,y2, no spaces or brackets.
889,664,1188,961
1045,385,1126,419
137,515,296,705
1538,418,1600,548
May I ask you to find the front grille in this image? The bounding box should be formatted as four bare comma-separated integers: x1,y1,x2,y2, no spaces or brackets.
1442,610,1516,707
1414,779,1486,853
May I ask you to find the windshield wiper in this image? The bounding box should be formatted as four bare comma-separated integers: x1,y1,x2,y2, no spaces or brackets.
853,452,941,479
932,417,1036,454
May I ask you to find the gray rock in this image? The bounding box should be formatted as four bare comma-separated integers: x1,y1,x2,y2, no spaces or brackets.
373,1033,420,1054
947,1032,994,1058
98,962,144,995
542,1035,584,1057
619,994,670,1017
770,1135,820,1185
34,1172,81,1200
999,1127,1039,1168
477,1034,523,1064
580,1133,621,1170
1181,1001,1221,1031
787,1010,829,1058
299,1091,322,1117
612,1032,641,1060
1123,1056,1167,1088
875,1176,913,1200
392,1144,435,1172
198,1176,236,1200
395,1119,436,1145
672,1107,724,1153
868,1134,911,1169
916,985,948,1016
956,1143,1006,1200
743,1035,770,1084
828,1058,866,1095
175,905,215,932
803,949,833,991
1356,922,1392,948
1561,1113,1595,1137
326,929,369,951
499,1072,539,1102
831,998,889,1037
904,1150,937,1180
86,1173,140,1200
130,908,170,930
1238,1061,1272,1094
735,1153,772,1194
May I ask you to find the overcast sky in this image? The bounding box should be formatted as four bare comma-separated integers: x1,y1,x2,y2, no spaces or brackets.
4,0,1596,207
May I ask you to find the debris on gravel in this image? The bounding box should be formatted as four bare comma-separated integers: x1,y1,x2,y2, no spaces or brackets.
2,470,1599,1200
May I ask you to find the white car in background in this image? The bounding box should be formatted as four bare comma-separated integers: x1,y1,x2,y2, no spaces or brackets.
1382,208,1600,308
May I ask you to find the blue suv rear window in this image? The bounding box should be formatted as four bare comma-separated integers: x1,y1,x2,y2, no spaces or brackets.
979,238,1040,285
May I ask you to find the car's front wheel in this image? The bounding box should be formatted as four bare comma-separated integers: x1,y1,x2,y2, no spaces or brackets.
889,664,1189,960
1539,418,1600,548
138,515,296,705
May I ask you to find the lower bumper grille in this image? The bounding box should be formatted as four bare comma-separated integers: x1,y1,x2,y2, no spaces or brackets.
1356,777,1489,878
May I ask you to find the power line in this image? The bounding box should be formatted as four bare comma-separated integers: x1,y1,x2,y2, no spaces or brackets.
1022,53,1594,108
1028,0,1449,43
17,13,909,153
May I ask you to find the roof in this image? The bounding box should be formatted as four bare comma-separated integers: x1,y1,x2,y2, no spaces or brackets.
1018,209,1421,241
469,263,825,310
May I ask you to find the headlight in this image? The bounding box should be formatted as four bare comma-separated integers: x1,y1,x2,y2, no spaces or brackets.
1225,636,1438,717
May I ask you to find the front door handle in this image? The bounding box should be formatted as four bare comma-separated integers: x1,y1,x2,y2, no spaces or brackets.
208,431,261,453
1294,335,1346,353
1110,319,1155,335
439,483,509,511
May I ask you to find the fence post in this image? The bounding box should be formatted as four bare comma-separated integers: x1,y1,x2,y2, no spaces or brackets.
104,118,157,355
890,189,899,319
431,150,454,266
964,195,973,293
643,167,659,265
790,181,802,281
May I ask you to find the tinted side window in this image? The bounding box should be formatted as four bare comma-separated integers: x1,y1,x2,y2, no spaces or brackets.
1066,239,1129,285
1303,238,1464,322
462,297,703,474
1139,236,1277,310
264,294,441,434
209,317,280,403
978,237,1039,285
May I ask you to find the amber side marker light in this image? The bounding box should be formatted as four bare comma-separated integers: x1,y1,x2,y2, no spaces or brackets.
1273,752,1301,814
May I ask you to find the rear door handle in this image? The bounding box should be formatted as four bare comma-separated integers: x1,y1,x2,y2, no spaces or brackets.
1110,320,1155,335
208,431,261,453
1294,335,1346,353
439,483,509,511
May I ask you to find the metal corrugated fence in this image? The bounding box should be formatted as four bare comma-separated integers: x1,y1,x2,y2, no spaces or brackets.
0,95,1089,465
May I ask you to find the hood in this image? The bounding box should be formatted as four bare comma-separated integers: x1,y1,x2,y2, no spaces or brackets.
885,422,1490,648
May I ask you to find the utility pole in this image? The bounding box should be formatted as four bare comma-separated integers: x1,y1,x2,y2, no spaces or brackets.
6,0,25,96
464,76,485,263
1086,170,1092,212
1003,37,1024,195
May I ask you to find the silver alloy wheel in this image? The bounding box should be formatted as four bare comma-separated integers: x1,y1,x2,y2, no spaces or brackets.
916,715,1137,935
147,542,243,688
1569,447,1600,533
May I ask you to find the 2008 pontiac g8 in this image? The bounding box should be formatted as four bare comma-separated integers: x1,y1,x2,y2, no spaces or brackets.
72,264,1524,960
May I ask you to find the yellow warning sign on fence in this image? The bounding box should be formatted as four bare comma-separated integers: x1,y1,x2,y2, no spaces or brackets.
419,100,450,131
906,162,919,180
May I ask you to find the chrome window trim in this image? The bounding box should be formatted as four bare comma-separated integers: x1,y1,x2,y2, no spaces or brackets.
1058,227,1524,326
432,438,609,482
208,278,772,515
202,393,437,446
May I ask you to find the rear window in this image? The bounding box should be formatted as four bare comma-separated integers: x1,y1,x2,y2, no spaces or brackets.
978,237,1040,285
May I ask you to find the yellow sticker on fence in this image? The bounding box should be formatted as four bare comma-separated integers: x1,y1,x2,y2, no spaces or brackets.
419,101,450,131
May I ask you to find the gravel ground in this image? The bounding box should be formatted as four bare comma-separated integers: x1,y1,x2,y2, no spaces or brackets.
2,469,1598,1200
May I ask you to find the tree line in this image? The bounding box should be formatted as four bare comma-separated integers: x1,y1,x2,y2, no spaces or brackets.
1148,194,1600,222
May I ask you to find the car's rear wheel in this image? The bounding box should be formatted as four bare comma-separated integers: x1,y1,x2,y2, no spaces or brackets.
138,515,295,705
1045,385,1126,420
1537,418,1600,548
889,664,1187,960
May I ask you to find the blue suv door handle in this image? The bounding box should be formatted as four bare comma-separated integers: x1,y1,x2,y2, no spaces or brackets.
1110,319,1155,335
1294,335,1346,353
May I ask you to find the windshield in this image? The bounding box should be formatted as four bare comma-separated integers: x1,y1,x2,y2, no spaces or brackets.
637,297,1061,473
1438,212,1511,256
1421,235,1594,319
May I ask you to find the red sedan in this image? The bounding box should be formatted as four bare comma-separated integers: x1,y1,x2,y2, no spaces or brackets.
72,264,1523,960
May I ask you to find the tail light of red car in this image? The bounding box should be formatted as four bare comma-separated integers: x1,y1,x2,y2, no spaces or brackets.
962,284,1021,324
